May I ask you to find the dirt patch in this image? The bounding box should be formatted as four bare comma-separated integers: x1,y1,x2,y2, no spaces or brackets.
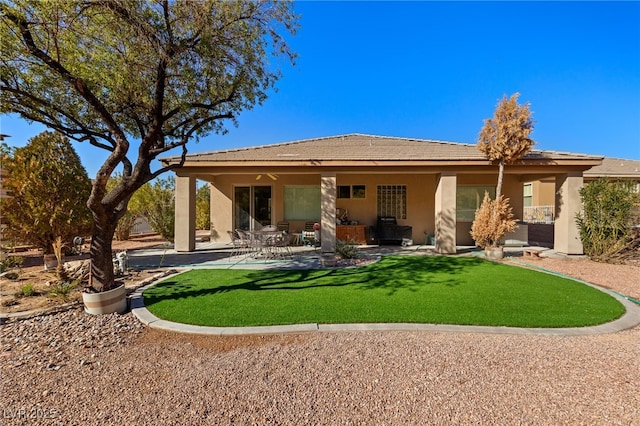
1,234,171,315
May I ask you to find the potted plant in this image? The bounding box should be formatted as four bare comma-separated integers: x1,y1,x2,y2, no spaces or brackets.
470,193,517,259
82,258,128,315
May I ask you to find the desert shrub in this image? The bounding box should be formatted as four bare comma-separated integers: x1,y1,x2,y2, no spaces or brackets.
196,184,211,230
48,281,78,301
576,178,639,261
16,283,35,297
336,239,359,259
137,177,175,242
0,255,23,274
114,211,138,241
1,132,93,254
470,193,517,248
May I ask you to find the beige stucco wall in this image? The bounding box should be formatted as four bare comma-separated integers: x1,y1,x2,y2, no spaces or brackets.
175,175,196,251
554,173,584,254
206,171,529,247
209,172,439,244
206,170,530,248
530,179,556,206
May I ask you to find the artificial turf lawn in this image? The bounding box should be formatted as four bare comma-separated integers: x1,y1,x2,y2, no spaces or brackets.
143,256,625,328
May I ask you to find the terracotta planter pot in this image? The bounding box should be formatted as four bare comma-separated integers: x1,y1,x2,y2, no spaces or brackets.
82,284,127,315
485,246,504,260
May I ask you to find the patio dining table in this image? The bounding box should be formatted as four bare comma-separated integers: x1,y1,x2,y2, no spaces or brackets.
247,229,291,259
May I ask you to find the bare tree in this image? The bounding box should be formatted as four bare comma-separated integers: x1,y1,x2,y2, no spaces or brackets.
477,93,535,200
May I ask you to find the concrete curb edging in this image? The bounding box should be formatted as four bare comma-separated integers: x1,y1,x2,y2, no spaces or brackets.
129,269,640,337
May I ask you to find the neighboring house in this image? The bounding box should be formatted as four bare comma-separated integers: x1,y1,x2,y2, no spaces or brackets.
161,133,602,255
584,157,640,187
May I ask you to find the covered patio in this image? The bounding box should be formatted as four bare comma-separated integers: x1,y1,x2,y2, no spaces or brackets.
125,237,570,273
161,134,602,256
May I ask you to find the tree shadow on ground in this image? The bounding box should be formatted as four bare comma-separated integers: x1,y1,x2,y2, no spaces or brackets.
144,255,496,304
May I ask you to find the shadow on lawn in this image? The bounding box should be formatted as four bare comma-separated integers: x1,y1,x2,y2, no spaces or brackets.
144,256,495,304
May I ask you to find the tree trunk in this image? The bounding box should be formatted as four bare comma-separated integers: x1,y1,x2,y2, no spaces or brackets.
496,160,505,201
89,217,118,292
489,160,507,247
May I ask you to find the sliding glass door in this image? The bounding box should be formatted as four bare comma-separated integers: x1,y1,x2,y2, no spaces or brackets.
234,186,272,230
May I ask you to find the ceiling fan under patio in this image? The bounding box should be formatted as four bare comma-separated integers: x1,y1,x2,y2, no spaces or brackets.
255,173,278,181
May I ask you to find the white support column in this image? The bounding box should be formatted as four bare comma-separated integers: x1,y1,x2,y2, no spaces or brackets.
175,175,196,252
320,173,337,253
435,173,457,254
554,172,584,255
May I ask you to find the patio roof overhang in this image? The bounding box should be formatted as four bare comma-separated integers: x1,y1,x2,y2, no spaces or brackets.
160,133,603,179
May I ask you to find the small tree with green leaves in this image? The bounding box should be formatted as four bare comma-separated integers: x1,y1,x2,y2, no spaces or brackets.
108,174,146,241
0,131,93,254
576,178,639,261
196,184,211,230
137,177,175,242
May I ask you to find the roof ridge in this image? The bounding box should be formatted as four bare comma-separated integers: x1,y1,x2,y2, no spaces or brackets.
169,133,606,162
183,133,478,158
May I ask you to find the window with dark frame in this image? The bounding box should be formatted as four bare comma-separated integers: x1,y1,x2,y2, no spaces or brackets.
337,185,351,199
338,185,366,199
352,185,366,198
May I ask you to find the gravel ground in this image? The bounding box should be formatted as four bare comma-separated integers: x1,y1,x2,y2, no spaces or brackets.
1,257,639,425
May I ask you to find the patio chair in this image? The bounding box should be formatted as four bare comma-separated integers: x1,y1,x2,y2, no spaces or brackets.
235,229,255,258
276,221,290,232
227,230,246,258
270,231,292,258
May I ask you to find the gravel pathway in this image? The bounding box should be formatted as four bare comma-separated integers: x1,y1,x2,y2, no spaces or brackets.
1,258,639,425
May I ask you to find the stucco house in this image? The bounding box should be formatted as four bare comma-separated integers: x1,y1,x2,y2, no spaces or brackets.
161,133,602,255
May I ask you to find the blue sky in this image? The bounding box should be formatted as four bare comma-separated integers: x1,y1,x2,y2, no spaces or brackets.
2,1,639,178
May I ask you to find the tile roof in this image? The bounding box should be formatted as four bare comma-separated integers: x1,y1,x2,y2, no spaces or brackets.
585,157,640,178
162,133,602,164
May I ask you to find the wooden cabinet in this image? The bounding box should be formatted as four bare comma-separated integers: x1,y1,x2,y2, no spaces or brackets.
336,225,367,245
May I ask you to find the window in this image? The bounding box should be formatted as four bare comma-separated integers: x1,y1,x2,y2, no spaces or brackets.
456,185,496,222
284,185,321,221
377,185,406,219
234,186,272,230
523,183,533,207
338,185,366,199
352,185,366,198
338,185,351,199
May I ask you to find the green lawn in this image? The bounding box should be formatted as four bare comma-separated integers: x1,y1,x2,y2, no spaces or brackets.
143,256,625,328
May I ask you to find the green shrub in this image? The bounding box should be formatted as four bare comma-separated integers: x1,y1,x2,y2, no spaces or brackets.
48,281,78,301
576,178,639,260
336,239,359,259
16,283,35,297
0,255,23,274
